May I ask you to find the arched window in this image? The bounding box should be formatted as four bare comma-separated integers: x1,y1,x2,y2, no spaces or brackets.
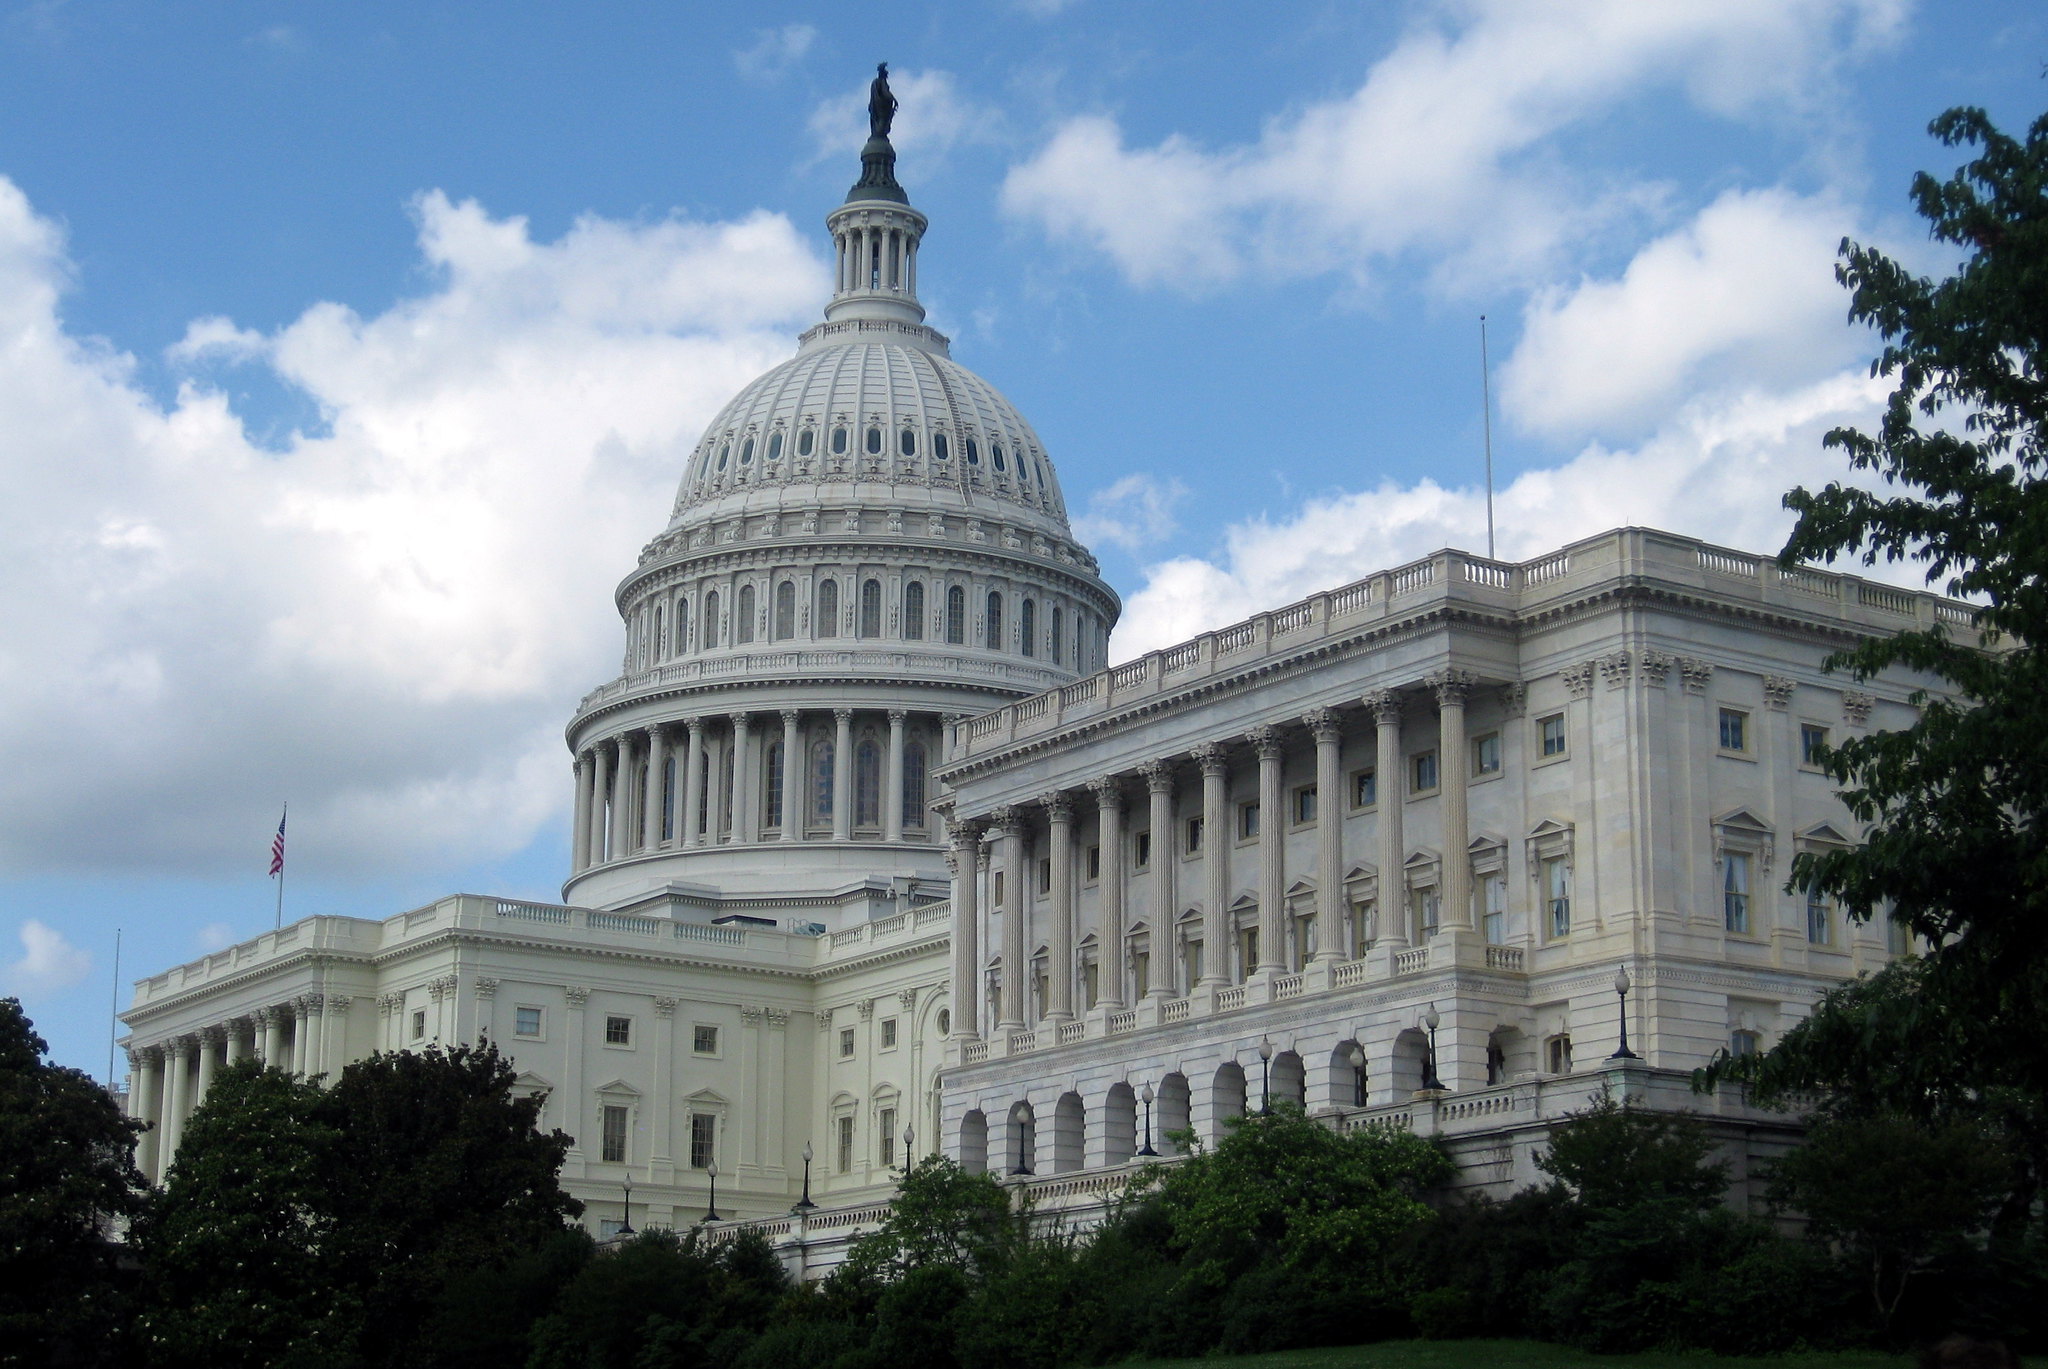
654,604,666,658
774,582,796,640
899,428,916,457
697,751,712,835
704,590,721,648
855,739,881,827
1019,599,1036,658
767,431,783,461
735,585,755,644
763,740,784,829
866,426,882,455
739,437,754,465
798,427,815,456
903,582,925,641
661,754,676,841
903,741,927,827
859,579,882,638
947,586,965,644
992,442,1007,472
965,437,981,465
831,426,847,455
716,441,730,471
933,432,950,460
817,580,839,638
986,592,1004,650
675,598,690,653
1051,606,1064,664
809,738,834,824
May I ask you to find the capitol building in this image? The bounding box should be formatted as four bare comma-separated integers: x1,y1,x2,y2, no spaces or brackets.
118,108,1956,1262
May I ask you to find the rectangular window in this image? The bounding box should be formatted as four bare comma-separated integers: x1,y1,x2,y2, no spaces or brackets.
1082,958,1099,1007
1719,708,1749,753
1351,768,1377,808
1887,915,1909,955
1134,830,1151,870
1238,801,1260,840
1724,853,1752,934
1483,875,1507,945
1353,899,1376,956
836,1114,854,1172
693,1024,719,1054
1185,816,1203,854
1546,1035,1573,1074
514,1007,542,1038
1411,887,1440,940
880,1018,898,1049
601,1104,629,1164
1544,857,1571,938
1800,723,1829,767
1729,1030,1761,1058
1036,857,1051,895
1238,926,1259,979
690,1112,715,1169
1132,947,1150,998
839,1027,856,1058
411,1009,427,1041
878,1107,897,1168
1539,713,1567,758
1806,888,1831,945
1294,785,1317,824
1411,751,1439,793
604,1014,631,1046
1086,845,1101,881
1473,732,1502,775
993,871,1005,908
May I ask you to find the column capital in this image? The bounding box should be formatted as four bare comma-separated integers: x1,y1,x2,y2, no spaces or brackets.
887,708,907,726
1363,688,1403,724
473,977,499,1001
564,986,592,1008
1302,707,1342,743
987,804,1022,837
326,994,352,1017
1192,742,1229,777
1041,791,1075,823
653,996,678,1018
781,708,801,726
833,707,855,725
294,993,324,1016
1249,724,1285,762
1087,775,1126,811
1428,668,1477,708
728,710,750,729
949,817,986,848
251,1006,275,1027
1139,759,1176,794
135,1043,164,1066
686,715,707,737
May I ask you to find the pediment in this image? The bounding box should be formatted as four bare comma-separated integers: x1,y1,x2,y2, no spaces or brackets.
592,1077,640,1098
1798,821,1854,846
1714,807,1773,835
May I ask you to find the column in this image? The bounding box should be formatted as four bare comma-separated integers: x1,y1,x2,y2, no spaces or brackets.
1252,726,1286,973
474,978,499,1044
191,1027,221,1113
1367,691,1408,950
589,742,613,867
832,709,854,841
1194,744,1230,986
652,997,677,1182
572,751,593,873
1043,793,1075,1023
994,807,1026,1028
323,996,351,1079
683,718,706,848
1433,671,1475,930
643,727,669,849
729,713,752,843
1141,761,1175,997
609,735,635,859
949,822,984,1039
224,1020,246,1066
160,1036,192,1172
259,1007,283,1068
885,710,907,844
296,994,323,1078
132,1048,161,1182
1307,709,1345,961
780,710,802,841
563,987,589,1167
1090,779,1126,1009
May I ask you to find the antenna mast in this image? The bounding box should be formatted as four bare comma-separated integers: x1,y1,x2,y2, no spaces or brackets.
1480,315,1496,559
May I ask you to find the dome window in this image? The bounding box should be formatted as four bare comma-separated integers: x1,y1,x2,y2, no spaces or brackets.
933,433,950,460
866,426,883,455
899,428,916,457
965,438,980,465
992,443,1007,472
798,428,815,457
717,442,730,471
831,426,848,455
767,432,783,461
740,437,754,464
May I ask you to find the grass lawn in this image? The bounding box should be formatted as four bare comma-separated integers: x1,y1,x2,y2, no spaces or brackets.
1122,1341,1908,1369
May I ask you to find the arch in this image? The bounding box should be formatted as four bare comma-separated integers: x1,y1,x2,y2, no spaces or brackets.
946,585,966,644
774,581,796,640
1330,1040,1368,1108
1102,1082,1137,1166
859,578,882,638
809,737,835,824
1007,1100,1037,1176
1270,1049,1307,1111
959,1108,989,1174
903,581,925,641
703,589,721,648
1156,1072,1191,1156
854,739,882,828
816,579,839,638
1391,1027,1430,1095
1019,599,1036,658
675,597,690,653
735,584,756,644
1051,605,1064,664
902,741,928,828
1209,1061,1247,1145
1050,1092,1084,1174
986,591,1004,649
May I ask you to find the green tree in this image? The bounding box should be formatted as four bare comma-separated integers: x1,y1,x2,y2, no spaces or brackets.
1535,1089,1728,1213
0,997,146,1369
525,1226,790,1369
837,1154,1020,1284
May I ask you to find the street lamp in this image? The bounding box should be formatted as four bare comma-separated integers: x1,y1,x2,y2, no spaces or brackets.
619,1174,635,1236
1137,1083,1158,1157
901,1123,915,1172
1257,1036,1275,1115
1346,1042,1367,1107
792,1140,816,1213
705,1160,721,1223
1609,965,1640,1061
1419,1003,1445,1092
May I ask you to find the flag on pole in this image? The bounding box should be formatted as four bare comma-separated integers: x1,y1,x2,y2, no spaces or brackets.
269,807,287,878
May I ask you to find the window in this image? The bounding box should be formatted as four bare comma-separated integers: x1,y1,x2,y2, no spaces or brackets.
965,436,980,465
1132,943,1151,997
985,592,1004,649
855,739,881,827
992,442,1007,471
1411,750,1439,793
903,741,927,827
798,426,815,456
1237,925,1259,980
411,1009,427,1041
1411,886,1441,940
899,428,916,456
774,581,796,639
831,425,847,454
739,436,753,465
859,579,882,638
865,425,882,454
764,739,784,828
1806,887,1831,945
937,1008,951,1035
693,1024,718,1054
1539,713,1566,758
735,584,755,643
807,737,836,825
839,1027,855,1058
946,586,965,644
605,1015,632,1046
1294,786,1317,824
1800,723,1829,767
690,1112,716,1169
836,1114,855,1172
903,582,924,640
1546,1034,1574,1075
878,1106,897,1167
1486,1038,1507,1086
767,431,783,461
675,598,690,653
1724,853,1752,934
1238,802,1260,840
601,1104,629,1163
816,579,839,638
1729,1030,1761,1058
1473,732,1502,775
1185,816,1203,854
1086,844,1101,881
1544,856,1572,938
1019,599,1036,657
933,432,949,460
880,1018,898,1049
704,589,721,648
1051,605,1064,664
1352,899,1377,956
1351,769,1377,809
1035,856,1051,895
1719,708,1749,753
1134,831,1151,869
1482,874,1507,945
515,1007,542,1038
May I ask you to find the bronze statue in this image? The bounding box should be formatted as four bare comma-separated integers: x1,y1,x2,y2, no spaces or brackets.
868,63,897,140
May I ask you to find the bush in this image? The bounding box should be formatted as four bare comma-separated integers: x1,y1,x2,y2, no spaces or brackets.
1409,1286,1477,1340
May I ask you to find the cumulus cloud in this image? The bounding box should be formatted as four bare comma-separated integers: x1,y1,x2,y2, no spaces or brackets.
0,176,826,880
1002,0,1903,291
195,922,236,952
807,67,1005,168
734,23,816,82
2,920,92,996
1071,473,1186,553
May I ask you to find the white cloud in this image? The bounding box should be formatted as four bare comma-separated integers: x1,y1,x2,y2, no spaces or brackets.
734,23,816,82
195,922,236,952
2,920,92,996
1071,473,1186,553
1001,0,1903,291
0,175,826,880
807,68,1005,169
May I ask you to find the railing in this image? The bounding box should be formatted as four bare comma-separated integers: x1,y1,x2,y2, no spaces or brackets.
869,912,908,937
1858,582,1916,615
1461,557,1513,589
1160,998,1190,1024
1160,643,1199,673
1394,948,1430,975
963,1041,989,1064
1107,661,1147,691
1057,1021,1086,1045
1484,945,1526,972
1105,1010,1137,1035
1332,960,1372,988
589,911,663,936
1523,550,1570,585
495,900,572,924
1060,677,1099,706
1778,565,1840,600
1329,580,1375,613
675,923,745,946
1271,973,1304,1000
913,903,952,929
1272,602,1315,633
1008,1030,1037,1053
1213,623,1255,654
1698,547,1758,578
1936,601,1978,625
1017,695,1051,721
1391,560,1436,595
1214,985,1246,1012
829,926,867,948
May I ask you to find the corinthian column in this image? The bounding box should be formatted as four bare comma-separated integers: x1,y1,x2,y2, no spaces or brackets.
1251,726,1286,974
948,821,984,1040
992,807,1026,1028
1432,671,1476,931
588,743,612,867
610,735,636,858
132,1047,162,1182
1140,761,1175,995
160,1036,193,1170
1194,743,1230,986
1043,792,1076,1022
1366,690,1407,950
831,709,854,841
780,710,801,841
683,718,706,848
643,726,669,849
885,710,907,843
1089,777,1127,1009
1305,709,1344,961
729,713,753,843
571,750,593,873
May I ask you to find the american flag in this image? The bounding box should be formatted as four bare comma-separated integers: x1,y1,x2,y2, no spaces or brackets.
269,807,287,878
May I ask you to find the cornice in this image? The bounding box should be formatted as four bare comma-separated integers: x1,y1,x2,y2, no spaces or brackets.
570,671,1036,735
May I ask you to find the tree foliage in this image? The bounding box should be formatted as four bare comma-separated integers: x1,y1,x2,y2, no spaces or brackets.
1535,1090,1728,1213
837,1154,1020,1285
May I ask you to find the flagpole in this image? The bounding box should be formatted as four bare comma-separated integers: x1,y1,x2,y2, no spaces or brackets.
274,801,288,930
1480,314,1497,560
107,928,122,1091
276,860,285,930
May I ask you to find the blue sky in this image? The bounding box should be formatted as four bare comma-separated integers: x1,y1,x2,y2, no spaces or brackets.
2,0,2042,1074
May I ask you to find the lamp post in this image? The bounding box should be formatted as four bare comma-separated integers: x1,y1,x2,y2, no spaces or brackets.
705,1160,721,1223
901,1123,915,1172
1347,1042,1367,1107
1257,1036,1274,1115
790,1139,815,1213
1137,1083,1158,1157
1420,1003,1446,1092
619,1175,635,1237
1609,965,1640,1061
